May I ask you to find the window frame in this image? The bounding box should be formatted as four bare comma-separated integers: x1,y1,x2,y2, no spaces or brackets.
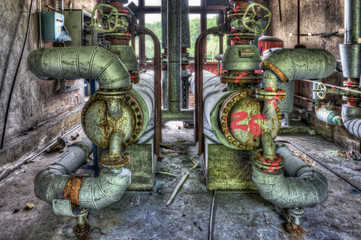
136,0,226,66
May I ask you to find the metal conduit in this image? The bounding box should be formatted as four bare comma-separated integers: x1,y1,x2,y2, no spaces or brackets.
252,144,329,209
167,0,181,114
27,46,131,90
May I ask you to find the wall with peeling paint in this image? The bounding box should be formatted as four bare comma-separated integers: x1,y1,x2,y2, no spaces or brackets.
266,0,360,149
0,0,98,148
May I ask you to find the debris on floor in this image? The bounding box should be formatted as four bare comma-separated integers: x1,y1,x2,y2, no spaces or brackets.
349,188,361,194
161,148,176,153
167,171,190,205
156,171,178,177
24,203,35,211
329,150,348,158
307,129,316,135
290,148,316,167
161,167,170,172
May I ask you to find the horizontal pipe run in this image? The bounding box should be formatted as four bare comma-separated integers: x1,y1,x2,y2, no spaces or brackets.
162,109,194,122
61,84,88,93
34,136,131,211
27,47,131,90
34,137,93,205
261,49,336,83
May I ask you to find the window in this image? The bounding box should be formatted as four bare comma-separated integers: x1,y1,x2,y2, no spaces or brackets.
207,14,219,62
189,0,201,7
124,0,139,6
145,14,162,60
189,14,201,58
144,0,161,6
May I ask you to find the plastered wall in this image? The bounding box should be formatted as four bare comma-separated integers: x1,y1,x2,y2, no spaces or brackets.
0,0,98,148
266,0,360,149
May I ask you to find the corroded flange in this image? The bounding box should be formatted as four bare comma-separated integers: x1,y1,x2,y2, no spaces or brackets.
219,90,282,150
253,151,284,174
101,152,130,169
63,176,84,206
261,61,288,83
219,90,255,150
81,91,144,148
220,70,262,84
255,88,287,101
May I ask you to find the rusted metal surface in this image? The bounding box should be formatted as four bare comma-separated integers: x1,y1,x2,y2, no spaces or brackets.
195,26,222,155
134,25,162,156
220,70,262,84
63,176,83,206
261,61,288,82
81,91,144,148
101,152,130,169
219,90,282,150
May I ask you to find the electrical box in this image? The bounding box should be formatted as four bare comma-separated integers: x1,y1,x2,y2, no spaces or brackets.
41,12,72,42
63,9,98,46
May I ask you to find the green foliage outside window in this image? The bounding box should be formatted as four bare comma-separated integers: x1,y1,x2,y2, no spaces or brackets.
144,16,223,62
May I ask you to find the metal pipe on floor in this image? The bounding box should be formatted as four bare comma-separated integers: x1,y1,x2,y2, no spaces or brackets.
34,136,131,210
252,143,329,209
34,137,93,205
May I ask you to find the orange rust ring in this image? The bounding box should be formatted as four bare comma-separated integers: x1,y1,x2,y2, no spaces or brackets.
63,176,83,206
261,61,288,83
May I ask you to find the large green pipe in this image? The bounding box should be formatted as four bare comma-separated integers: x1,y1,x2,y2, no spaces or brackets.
34,137,93,205
252,144,329,209
189,70,238,149
342,104,361,138
261,49,336,82
34,137,131,211
27,47,131,90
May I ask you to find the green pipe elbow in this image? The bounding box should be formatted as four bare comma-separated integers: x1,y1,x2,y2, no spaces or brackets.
27,47,131,90
252,144,329,209
261,49,336,82
78,168,131,209
34,137,93,205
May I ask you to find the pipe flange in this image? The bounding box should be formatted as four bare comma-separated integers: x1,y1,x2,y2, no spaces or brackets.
101,152,130,169
220,90,259,150
255,89,286,101
63,176,84,206
253,151,284,174
260,61,288,83
73,222,90,239
221,71,262,84
81,91,144,148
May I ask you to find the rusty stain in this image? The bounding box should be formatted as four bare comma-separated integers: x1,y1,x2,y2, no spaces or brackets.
261,61,288,82
63,176,83,205
82,91,144,148
101,153,130,169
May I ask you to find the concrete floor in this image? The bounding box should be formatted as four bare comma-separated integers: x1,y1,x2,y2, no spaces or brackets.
0,121,361,240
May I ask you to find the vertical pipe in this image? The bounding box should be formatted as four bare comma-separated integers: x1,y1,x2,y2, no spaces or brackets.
161,0,168,109
181,0,190,48
297,0,300,46
167,0,181,114
345,0,361,43
161,0,167,49
89,79,99,177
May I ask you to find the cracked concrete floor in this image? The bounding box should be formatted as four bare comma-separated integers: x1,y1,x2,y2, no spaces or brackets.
0,121,361,240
